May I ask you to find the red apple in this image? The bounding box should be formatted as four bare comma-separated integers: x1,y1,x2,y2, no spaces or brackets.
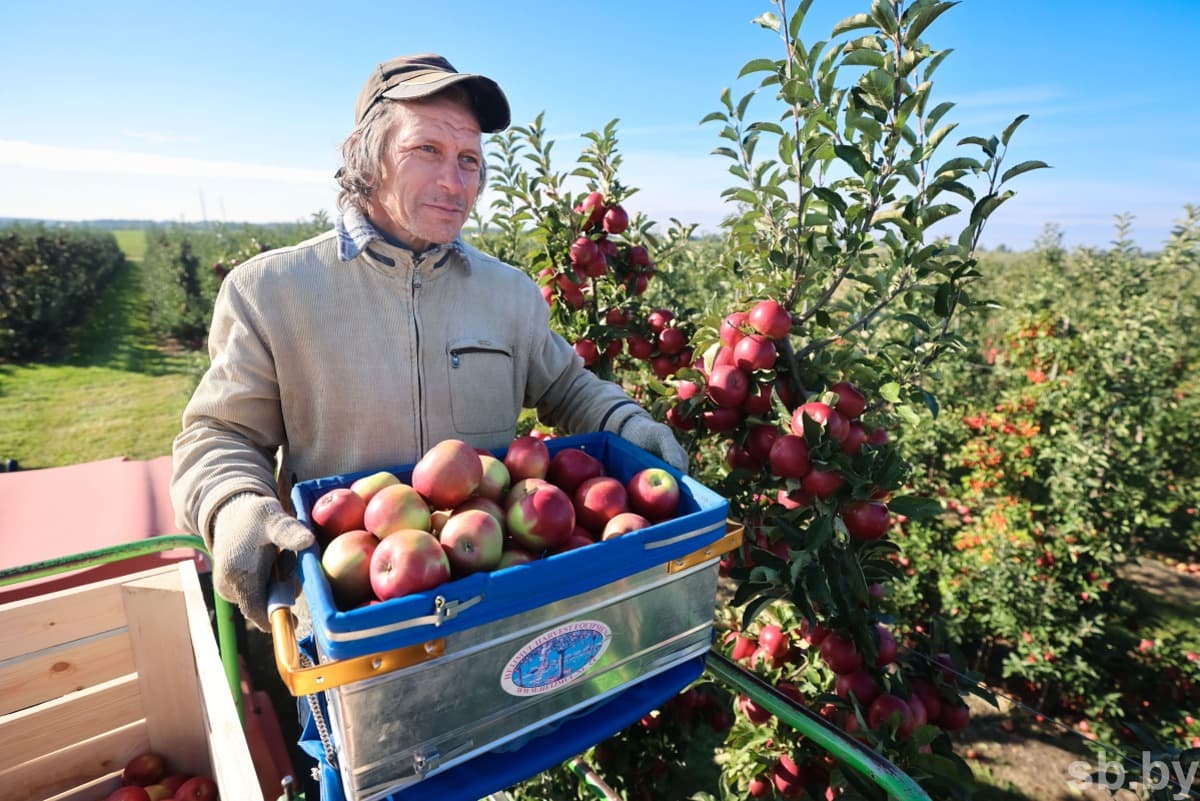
820,633,863,674
842,500,890,541
505,435,551,482
603,204,629,235
647,308,675,333
841,421,869,455
801,468,846,499
576,190,606,229
771,754,805,799
574,338,601,365
909,677,944,722
143,785,173,801
626,467,681,522
476,454,511,503
370,529,452,600
411,439,483,510
868,693,915,737
741,381,773,416
627,333,655,359
497,547,537,568
707,364,751,408
746,424,782,462
507,482,576,550
791,401,850,441
835,669,882,706
160,776,190,795
574,475,629,534
439,509,504,575
601,511,651,540
657,327,687,356
627,244,651,267
829,381,867,418
720,311,749,346
547,447,606,494
310,488,367,541
106,788,151,801
321,529,380,608
364,483,432,537
453,495,505,527
768,434,811,479
701,407,743,432
348,470,401,505
732,334,777,372
550,527,598,554
937,702,971,731
122,752,167,786
748,299,792,340
172,776,218,801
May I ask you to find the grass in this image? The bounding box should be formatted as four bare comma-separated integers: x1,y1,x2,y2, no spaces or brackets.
0,232,205,468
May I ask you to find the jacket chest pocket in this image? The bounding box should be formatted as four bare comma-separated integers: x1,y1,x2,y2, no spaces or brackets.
447,338,518,435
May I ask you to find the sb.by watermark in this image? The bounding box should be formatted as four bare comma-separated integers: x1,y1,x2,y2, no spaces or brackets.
1069,751,1199,799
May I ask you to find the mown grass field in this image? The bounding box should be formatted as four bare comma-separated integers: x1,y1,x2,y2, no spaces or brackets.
0,230,205,468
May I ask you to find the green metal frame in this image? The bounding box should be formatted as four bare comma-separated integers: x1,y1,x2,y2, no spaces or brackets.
706,649,931,801
0,534,243,722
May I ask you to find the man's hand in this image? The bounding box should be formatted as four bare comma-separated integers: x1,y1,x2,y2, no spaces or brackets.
211,494,315,631
620,414,689,473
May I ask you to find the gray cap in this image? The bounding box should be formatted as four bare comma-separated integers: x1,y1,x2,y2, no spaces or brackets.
354,53,511,132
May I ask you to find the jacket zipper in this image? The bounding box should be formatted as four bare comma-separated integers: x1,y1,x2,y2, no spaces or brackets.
412,266,424,454
450,345,508,368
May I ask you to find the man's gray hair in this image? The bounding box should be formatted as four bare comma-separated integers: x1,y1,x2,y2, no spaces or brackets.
336,86,487,216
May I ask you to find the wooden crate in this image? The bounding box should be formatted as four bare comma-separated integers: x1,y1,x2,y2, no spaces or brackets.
0,561,264,801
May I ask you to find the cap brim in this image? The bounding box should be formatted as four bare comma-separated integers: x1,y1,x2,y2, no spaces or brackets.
379,72,510,133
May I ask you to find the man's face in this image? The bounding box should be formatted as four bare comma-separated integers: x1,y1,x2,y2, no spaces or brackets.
367,96,483,251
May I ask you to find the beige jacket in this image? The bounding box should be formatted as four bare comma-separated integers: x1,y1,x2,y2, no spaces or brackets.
170,229,645,541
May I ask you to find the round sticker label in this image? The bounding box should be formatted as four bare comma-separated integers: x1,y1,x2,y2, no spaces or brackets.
500,620,612,696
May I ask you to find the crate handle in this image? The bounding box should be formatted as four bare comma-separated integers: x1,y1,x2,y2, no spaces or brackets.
269,604,446,696
666,521,744,573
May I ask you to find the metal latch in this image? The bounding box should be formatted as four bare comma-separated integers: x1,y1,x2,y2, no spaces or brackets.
434,593,484,625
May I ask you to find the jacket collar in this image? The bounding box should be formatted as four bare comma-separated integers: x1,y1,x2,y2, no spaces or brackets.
336,207,464,270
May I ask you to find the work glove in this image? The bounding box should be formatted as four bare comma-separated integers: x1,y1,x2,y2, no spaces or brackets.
211,493,315,632
620,413,690,473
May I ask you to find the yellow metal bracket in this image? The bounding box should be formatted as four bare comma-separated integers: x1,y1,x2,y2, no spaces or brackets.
667,521,744,573
270,606,445,696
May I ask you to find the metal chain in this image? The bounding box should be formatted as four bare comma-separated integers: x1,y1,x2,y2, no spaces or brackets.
298,650,339,770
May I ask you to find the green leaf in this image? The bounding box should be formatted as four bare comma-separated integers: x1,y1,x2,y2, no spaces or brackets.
752,11,781,32
936,156,982,175
1001,113,1030,145
739,58,779,79
921,202,961,227
842,49,886,68
925,122,959,153
832,13,874,37
1001,159,1051,183
924,100,955,132
969,189,1014,226
879,381,901,402
813,186,848,214
834,144,870,176
904,1,958,47
699,111,728,125
870,0,898,35
894,313,932,332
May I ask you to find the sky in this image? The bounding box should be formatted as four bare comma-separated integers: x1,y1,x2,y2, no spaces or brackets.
1,0,1197,251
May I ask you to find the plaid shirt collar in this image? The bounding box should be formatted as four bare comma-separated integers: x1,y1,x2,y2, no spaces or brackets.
336,207,463,267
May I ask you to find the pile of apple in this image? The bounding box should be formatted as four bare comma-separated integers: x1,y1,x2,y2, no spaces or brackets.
97,752,217,801
312,435,684,609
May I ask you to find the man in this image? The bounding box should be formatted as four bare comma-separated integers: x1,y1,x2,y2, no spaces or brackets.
170,54,688,633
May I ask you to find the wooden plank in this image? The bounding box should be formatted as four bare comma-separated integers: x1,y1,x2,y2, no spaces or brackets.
176,561,265,800
45,773,122,801
0,580,127,659
0,673,143,768
0,628,134,715
1,719,146,801
121,567,212,780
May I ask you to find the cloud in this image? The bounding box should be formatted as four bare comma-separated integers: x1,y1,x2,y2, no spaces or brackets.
122,129,202,146
0,140,330,184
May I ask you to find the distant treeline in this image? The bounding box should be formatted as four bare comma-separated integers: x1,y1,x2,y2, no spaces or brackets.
0,224,125,361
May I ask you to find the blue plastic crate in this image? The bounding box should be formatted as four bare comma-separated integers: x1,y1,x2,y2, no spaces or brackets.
291,431,728,662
